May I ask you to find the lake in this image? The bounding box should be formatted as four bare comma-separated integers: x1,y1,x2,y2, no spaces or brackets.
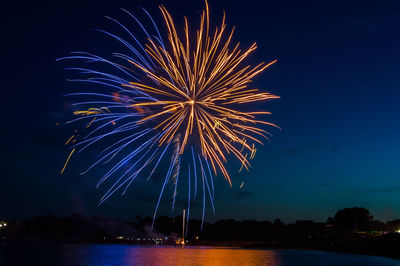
1,244,399,265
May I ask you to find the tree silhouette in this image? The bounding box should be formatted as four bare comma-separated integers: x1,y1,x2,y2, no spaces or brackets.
333,207,373,232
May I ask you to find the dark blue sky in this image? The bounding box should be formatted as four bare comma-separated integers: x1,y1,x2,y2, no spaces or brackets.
2,0,400,223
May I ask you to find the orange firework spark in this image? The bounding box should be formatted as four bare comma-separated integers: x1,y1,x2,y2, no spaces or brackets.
124,2,279,185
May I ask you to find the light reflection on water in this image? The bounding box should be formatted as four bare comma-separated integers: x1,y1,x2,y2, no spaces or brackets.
2,244,400,266
122,246,281,265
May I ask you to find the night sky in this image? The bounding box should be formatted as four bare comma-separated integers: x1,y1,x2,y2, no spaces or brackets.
2,0,400,223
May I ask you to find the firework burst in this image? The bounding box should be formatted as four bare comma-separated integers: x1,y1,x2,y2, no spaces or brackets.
59,1,279,229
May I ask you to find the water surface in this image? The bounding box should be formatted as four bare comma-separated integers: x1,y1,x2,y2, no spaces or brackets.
1,244,399,265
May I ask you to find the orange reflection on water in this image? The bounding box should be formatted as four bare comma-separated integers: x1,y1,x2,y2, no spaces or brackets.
122,246,282,266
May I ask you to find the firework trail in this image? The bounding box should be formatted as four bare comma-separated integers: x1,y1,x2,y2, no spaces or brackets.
58,1,279,230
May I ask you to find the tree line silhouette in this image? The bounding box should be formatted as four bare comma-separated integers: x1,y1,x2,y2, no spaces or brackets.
1,207,400,258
